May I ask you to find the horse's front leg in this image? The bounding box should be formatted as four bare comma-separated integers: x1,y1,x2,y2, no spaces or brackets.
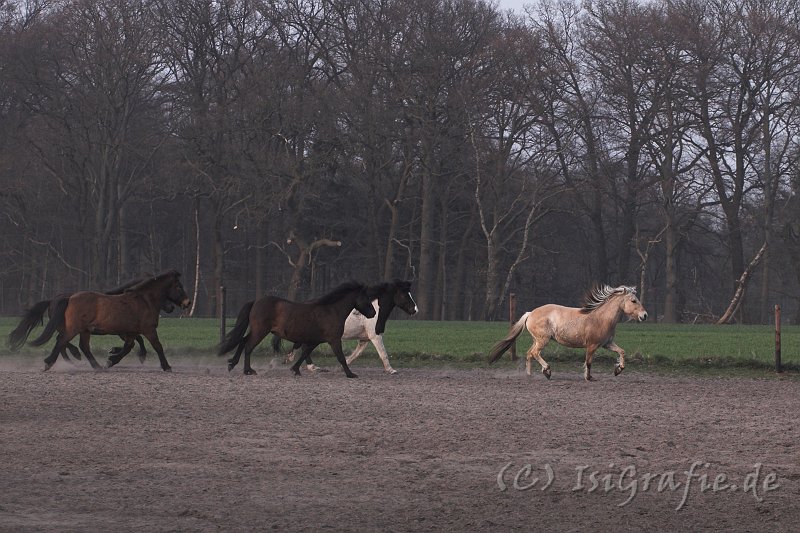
364,337,397,374
107,336,136,368
64,342,82,362
526,338,551,379
330,339,357,378
78,332,103,370
142,331,172,372
604,341,626,376
584,345,599,381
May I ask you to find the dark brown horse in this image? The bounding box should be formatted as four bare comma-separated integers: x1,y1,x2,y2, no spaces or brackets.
281,280,417,373
8,278,175,363
219,281,377,377
29,271,191,372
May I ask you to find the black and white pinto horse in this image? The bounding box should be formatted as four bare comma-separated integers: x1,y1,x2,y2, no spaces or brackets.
282,280,417,374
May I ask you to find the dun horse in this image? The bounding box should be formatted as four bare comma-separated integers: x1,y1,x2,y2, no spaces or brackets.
488,285,648,381
8,277,176,364
29,271,191,372
219,281,377,377
282,280,417,374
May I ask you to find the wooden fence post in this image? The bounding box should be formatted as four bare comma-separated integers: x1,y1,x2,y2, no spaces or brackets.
219,286,227,344
775,304,782,374
509,293,517,361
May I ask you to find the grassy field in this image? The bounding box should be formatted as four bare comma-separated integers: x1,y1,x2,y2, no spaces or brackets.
1,315,797,375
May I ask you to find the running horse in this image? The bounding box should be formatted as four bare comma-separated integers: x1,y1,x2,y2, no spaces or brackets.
8,277,176,363
219,281,377,377
282,280,417,374
488,284,648,381
29,270,191,372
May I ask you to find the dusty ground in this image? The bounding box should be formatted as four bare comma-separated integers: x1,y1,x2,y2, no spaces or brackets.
0,354,798,532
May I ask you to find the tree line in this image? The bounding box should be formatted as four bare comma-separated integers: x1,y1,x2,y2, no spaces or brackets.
1,0,799,323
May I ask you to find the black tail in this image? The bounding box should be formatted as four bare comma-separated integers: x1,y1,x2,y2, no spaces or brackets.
217,301,254,355
271,335,283,353
8,300,52,351
29,298,68,347
488,312,530,364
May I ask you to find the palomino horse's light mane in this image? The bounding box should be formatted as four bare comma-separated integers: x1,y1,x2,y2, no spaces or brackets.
579,284,637,314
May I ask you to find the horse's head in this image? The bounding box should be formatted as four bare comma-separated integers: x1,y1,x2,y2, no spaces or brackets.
391,280,418,316
617,287,648,322
165,271,192,309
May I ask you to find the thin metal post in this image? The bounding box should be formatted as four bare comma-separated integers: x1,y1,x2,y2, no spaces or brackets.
775,304,782,373
219,286,227,344
509,293,517,361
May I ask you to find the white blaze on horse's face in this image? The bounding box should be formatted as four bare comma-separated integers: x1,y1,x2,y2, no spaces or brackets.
405,291,419,315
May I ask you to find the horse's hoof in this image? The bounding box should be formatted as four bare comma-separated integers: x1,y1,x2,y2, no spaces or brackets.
614,365,624,376
291,368,301,376
106,359,118,369
346,372,359,378
542,367,552,380
138,355,146,364
244,368,257,376
43,363,53,372
162,366,172,373
585,375,596,382
386,368,398,375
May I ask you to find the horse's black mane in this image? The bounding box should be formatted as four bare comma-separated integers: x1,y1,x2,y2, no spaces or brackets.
125,270,180,292
106,275,150,295
310,281,365,305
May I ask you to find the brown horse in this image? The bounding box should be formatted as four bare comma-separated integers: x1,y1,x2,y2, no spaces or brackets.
488,285,648,381
8,277,175,363
29,271,191,372
281,280,418,373
219,281,377,377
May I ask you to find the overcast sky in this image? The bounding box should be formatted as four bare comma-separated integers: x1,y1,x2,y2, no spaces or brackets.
495,0,528,14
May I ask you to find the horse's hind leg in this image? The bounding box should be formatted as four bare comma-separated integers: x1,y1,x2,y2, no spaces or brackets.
242,331,270,375
64,342,82,362
78,332,103,370
526,338,551,379
227,336,247,371
107,337,136,368
291,344,318,376
136,335,148,363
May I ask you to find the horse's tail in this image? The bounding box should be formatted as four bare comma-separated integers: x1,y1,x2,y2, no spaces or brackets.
217,301,254,355
7,300,52,351
29,298,69,347
488,312,530,364
271,335,283,353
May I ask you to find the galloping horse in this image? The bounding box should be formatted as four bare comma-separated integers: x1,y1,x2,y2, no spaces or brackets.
29,271,191,372
219,281,377,377
282,280,417,374
488,285,648,381
8,277,175,363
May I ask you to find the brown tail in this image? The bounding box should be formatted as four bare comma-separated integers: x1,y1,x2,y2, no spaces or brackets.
8,300,52,351
488,312,530,364
29,297,68,347
217,301,254,355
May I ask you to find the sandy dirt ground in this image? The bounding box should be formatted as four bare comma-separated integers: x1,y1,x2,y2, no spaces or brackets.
1,354,798,532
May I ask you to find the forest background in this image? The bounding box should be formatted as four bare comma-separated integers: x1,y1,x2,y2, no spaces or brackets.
1,0,799,324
